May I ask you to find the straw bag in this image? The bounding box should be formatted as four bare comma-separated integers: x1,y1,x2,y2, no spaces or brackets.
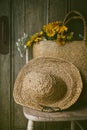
33,11,87,105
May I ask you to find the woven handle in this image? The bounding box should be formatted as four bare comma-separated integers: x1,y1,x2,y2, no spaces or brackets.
63,10,87,41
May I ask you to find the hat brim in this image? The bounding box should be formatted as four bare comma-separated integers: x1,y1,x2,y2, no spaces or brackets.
13,57,83,111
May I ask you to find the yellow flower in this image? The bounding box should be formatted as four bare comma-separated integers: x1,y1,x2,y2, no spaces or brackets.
56,39,66,45
43,23,57,37
51,22,59,32
25,31,44,47
39,31,43,35
26,40,32,47
59,25,68,33
54,26,59,32
57,34,66,40
34,37,43,43
45,28,56,37
24,21,73,47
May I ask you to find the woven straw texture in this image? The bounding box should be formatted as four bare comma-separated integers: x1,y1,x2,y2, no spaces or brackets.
33,11,87,104
13,57,82,112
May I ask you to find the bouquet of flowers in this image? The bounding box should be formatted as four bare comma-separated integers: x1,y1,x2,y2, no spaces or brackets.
16,21,74,57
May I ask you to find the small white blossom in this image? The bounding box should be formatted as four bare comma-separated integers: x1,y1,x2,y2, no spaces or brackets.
24,45,27,48
16,33,28,57
16,42,19,46
18,38,20,42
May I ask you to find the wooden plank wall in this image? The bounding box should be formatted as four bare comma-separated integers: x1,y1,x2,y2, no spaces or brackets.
0,0,87,130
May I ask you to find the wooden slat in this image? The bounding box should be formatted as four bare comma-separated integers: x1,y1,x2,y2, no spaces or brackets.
0,0,10,130
49,0,67,22
23,107,87,122
13,0,27,129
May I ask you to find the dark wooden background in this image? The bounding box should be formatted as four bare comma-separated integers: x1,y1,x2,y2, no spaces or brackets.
0,0,87,130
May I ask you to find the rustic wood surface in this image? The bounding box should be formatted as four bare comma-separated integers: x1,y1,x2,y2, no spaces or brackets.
23,107,87,122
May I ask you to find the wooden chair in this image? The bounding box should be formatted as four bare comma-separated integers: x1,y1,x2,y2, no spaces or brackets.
23,106,87,130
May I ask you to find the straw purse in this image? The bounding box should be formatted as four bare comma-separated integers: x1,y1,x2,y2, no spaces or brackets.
33,11,87,105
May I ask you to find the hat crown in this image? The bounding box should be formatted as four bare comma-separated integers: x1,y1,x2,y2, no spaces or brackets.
21,71,67,104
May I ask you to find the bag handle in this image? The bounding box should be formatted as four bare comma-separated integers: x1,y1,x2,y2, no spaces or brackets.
63,10,87,41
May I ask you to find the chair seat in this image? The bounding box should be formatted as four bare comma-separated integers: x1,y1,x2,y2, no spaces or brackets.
23,106,87,122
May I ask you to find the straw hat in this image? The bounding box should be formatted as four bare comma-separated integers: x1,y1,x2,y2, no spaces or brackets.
13,57,82,112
